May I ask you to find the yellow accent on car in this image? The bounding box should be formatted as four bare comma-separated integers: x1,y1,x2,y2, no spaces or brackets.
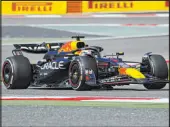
70,41,78,51
46,44,50,49
125,68,145,79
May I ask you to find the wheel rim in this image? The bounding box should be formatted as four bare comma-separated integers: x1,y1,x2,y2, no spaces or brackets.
2,62,12,86
70,63,81,87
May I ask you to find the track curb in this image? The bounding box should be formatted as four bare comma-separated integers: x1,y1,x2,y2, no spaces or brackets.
1,96,169,103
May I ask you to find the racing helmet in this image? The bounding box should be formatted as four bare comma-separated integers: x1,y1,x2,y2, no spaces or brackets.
79,50,93,56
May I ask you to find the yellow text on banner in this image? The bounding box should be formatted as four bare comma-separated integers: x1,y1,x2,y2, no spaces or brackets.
82,1,169,13
2,1,67,15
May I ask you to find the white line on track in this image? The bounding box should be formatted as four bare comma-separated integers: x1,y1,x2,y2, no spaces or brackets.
25,15,62,18
155,13,169,17
2,24,169,27
2,13,169,18
22,13,169,18
82,98,169,103
92,13,169,18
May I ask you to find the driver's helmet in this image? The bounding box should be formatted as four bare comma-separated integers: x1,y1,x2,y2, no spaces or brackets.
78,50,92,56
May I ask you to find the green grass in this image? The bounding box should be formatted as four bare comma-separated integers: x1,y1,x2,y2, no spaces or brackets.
1,100,169,108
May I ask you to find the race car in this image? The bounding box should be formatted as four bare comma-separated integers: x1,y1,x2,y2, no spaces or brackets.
1,36,169,91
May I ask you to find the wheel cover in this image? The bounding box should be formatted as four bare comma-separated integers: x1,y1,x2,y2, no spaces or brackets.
2,62,12,86
70,63,81,87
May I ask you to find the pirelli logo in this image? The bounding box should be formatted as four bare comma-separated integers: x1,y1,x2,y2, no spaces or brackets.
88,1,133,9
12,2,52,12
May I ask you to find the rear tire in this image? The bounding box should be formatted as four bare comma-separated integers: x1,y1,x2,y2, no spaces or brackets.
2,56,32,89
143,55,168,89
69,56,98,91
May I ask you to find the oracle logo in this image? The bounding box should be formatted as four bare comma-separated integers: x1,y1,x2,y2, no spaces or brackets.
41,61,66,70
12,2,52,12
88,1,133,9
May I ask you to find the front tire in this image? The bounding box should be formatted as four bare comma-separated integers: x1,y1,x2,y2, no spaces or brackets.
69,56,98,91
143,54,168,89
2,56,32,89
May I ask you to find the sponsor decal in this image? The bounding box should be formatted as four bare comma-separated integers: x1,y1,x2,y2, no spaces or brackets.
88,1,133,9
21,46,46,50
85,69,93,75
2,1,67,15
20,45,60,51
83,1,169,13
12,2,52,12
85,68,96,85
58,41,72,52
41,61,65,70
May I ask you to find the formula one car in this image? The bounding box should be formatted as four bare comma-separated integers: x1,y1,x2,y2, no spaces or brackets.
2,36,169,91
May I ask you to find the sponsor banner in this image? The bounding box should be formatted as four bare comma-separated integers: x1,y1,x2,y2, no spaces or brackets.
2,1,67,15
82,1,169,13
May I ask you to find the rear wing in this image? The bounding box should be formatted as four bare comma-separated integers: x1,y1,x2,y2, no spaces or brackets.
13,42,64,53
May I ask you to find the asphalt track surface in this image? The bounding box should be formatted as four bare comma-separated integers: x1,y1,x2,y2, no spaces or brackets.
2,106,168,126
2,26,105,38
1,17,169,126
2,17,169,24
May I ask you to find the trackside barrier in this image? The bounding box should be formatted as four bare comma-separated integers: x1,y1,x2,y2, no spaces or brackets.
2,1,67,15
2,1,169,15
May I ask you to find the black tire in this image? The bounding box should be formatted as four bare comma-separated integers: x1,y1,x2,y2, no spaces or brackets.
69,56,98,91
2,56,32,89
143,54,168,89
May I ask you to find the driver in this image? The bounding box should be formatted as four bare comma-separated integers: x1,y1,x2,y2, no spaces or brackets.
74,44,89,56
77,50,93,56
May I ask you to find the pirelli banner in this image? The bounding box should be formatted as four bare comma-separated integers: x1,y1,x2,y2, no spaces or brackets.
2,1,67,15
82,1,169,13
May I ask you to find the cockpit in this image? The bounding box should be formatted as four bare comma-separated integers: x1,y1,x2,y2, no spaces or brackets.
78,49,101,58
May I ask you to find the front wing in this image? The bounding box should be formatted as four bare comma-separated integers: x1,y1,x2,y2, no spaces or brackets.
98,76,169,85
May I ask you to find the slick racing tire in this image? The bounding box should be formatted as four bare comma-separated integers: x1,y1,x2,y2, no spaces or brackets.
2,56,32,89
143,54,168,89
69,56,98,91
